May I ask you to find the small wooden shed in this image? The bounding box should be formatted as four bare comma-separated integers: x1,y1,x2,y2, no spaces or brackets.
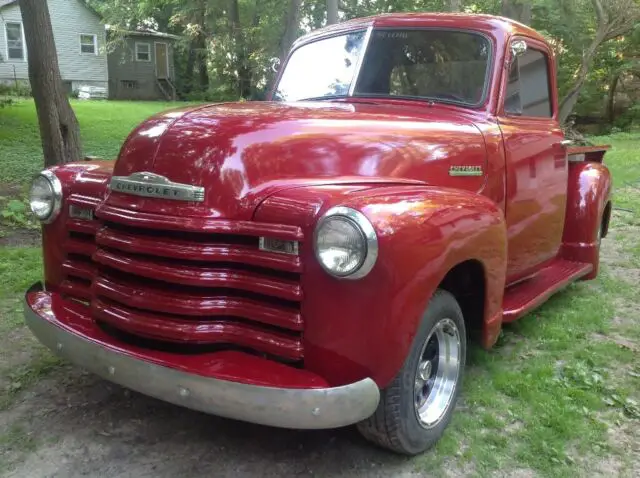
107,28,179,100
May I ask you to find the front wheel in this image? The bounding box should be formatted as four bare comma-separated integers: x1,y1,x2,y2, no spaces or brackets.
357,289,466,455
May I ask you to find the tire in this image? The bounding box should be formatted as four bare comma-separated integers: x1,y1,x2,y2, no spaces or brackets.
356,289,467,455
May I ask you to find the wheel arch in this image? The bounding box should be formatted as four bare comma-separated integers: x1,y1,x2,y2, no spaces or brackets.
437,259,487,345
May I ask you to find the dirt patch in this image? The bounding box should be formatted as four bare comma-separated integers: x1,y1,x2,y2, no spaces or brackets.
0,228,40,247
1,366,418,477
0,183,22,198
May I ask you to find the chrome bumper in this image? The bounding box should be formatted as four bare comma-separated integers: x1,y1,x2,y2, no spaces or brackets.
23,284,380,429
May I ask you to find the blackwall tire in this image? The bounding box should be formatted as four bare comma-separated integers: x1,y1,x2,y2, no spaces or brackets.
356,289,466,455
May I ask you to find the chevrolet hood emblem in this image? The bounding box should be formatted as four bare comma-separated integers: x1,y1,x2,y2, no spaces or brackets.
109,172,205,202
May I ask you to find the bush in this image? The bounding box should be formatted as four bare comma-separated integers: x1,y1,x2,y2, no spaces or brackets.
0,83,32,97
180,83,239,103
613,104,640,132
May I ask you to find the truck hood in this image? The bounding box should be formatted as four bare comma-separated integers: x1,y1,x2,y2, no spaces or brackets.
110,101,487,220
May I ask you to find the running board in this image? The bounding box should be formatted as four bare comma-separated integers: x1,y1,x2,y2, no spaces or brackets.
502,259,593,323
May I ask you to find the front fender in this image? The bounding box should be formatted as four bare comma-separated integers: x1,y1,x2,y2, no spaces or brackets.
255,185,507,389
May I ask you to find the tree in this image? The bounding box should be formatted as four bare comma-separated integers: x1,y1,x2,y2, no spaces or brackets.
19,0,82,167
280,0,302,61
448,0,462,11
558,0,640,123
327,0,339,24
501,0,532,25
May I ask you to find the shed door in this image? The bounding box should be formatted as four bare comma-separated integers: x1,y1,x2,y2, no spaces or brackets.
155,43,169,78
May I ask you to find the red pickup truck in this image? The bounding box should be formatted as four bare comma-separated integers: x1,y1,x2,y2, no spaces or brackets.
24,13,612,455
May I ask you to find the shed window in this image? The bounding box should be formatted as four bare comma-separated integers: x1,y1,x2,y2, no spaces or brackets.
5,22,25,60
121,80,139,89
136,43,150,61
80,34,97,54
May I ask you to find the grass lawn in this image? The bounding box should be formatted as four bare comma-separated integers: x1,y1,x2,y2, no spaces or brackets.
0,100,638,477
0,99,182,186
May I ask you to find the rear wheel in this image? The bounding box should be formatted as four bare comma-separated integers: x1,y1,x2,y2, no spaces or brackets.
357,290,466,455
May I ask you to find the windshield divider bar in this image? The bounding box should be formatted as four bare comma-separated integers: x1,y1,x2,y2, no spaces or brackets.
348,25,374,97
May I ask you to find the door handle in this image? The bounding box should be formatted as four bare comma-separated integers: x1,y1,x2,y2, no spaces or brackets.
559,139,573,147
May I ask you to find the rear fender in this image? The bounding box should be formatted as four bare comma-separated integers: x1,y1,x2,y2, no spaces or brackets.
560,161,612,280
255,185,507,388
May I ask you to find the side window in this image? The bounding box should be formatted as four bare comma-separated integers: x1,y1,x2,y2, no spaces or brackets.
504,46,552,118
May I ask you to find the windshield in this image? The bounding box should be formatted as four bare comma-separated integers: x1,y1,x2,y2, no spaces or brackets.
274,29,491,106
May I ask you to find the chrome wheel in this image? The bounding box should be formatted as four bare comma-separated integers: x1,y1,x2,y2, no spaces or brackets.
414,317,461,428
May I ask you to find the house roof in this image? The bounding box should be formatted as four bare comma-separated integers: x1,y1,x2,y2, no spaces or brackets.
0,0,102,19
106,26,181,41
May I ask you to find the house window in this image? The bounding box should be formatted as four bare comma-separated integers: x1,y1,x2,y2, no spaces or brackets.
79,34,97,54
135,43,150,62
5,22,25,60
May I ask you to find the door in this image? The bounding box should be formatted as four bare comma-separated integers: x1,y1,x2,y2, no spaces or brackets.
155,43,169,79
497,37,568,283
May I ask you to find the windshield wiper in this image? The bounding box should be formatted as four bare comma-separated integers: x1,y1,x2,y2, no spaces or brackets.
296,95,348,102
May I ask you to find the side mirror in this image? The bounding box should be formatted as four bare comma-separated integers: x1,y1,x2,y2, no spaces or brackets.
511,40,527,58
270,57,281,73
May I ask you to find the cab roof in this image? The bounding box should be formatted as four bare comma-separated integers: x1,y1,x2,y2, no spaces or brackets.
293,12,546,49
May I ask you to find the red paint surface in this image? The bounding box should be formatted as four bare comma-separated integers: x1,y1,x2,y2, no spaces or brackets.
560,161,612,279
502,258,593,322
34,13,613,391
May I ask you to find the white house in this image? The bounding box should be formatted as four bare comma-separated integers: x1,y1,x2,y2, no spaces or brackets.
0,0,108,95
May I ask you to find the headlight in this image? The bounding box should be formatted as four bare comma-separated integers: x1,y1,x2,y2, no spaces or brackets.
29,170,62,223
314,206,378,279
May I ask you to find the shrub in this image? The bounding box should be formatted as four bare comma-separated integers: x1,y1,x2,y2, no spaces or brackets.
0,83,32,97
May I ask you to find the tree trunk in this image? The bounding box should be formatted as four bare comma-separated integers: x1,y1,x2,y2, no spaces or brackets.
19,0,81,167
501,0,532,25
196,0,209,90
228,0,251,98
327,0,339,25
185,40,196,93
196,35,209,90
449,0,462,12
280,0,302,61
607,73,620,124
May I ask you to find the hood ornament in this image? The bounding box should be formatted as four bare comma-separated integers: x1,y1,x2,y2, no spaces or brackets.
109,172,205,202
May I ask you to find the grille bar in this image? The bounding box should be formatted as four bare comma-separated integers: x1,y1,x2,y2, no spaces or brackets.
62,259,96,280
93,248,303,301
92,298,304,361
60,279,91,301
66,238,97,258
94,274,303,330
95,226,302,273
96,204,304,240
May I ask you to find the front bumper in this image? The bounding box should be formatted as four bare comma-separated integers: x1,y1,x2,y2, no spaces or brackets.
23,282,380,429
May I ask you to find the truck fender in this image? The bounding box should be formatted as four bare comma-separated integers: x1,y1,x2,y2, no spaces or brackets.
561,161,612,280
351,186,508,386
256,184,507,388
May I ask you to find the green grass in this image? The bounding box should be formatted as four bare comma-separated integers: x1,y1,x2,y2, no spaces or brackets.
0,248,42,332
0,99,187,186
0,101,639,476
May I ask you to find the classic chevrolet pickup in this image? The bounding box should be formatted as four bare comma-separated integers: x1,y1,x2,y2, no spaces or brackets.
24,13,612,455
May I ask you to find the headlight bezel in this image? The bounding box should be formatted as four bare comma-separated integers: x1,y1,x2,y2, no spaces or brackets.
313,206,378,280
29,170,63,224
